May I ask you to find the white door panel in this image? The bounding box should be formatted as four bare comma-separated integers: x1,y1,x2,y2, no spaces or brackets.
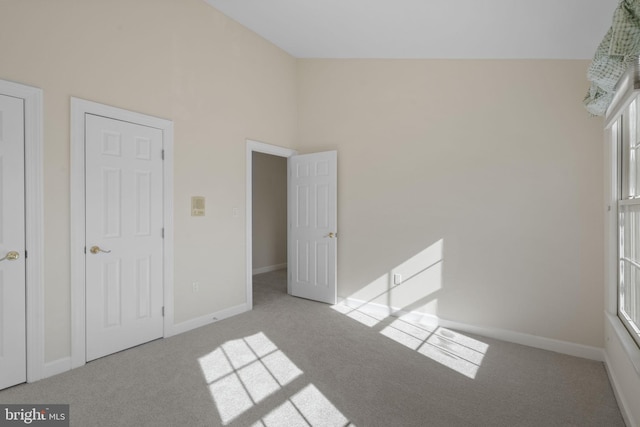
0,94,26,389
85,114,164,361
288,151,337,304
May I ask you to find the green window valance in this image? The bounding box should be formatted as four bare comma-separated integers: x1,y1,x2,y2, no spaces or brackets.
585,0,640,116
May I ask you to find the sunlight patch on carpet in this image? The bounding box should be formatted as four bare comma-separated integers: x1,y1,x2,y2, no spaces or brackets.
199,332,352,426
332,300,489,379
198,332,302,424
382,318,488,379
253,385,353,427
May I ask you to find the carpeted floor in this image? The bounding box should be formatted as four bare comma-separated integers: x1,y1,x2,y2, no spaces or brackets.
0,269,625,426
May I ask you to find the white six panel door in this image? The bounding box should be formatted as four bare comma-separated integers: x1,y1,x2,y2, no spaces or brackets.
85,114,164,361
0,94,26,389
288,151,337,304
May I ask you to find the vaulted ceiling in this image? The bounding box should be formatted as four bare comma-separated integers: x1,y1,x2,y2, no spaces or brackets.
204,0,619,59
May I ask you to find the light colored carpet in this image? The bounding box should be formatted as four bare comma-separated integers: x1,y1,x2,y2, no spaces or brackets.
0,269,625,426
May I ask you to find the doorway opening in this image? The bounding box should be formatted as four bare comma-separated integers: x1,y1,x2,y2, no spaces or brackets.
246,140,338,309
252,152,288,304
245,140,296,310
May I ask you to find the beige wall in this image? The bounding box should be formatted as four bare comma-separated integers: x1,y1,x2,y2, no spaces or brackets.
0,0,608,363
252,152,287,271
297,59,605,347
0,0,297,362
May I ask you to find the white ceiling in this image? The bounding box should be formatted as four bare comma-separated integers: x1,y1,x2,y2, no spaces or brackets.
204,0,619,59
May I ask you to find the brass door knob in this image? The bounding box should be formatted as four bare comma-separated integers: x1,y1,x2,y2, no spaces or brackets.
0,251,19,262
90,246,111,254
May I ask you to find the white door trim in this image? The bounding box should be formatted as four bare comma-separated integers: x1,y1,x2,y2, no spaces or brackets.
246,140,297,309
70,98,174,369
0,79,44,383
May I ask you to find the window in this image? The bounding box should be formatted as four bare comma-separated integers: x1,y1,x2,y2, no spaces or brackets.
618,97,640,348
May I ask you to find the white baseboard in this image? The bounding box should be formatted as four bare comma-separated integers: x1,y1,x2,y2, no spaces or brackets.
253,263,287,275
30,304,249,383
342,298,604,361
42,357,71,380
604,352,637,427
171,303,249,336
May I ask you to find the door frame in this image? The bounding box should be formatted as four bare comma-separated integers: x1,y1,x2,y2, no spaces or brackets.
245,140,297,309
70,98,174,368
0,79,44,383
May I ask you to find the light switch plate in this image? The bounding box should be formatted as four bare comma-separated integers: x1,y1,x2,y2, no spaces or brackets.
191,196,205,216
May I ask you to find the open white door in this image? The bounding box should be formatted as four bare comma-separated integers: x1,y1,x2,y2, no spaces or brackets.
0,94,26,389
84,114,164,361
288,151,337,304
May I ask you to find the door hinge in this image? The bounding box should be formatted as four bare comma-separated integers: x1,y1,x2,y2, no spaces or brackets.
161,149,165,160
84,246,86,254
162,228,165,238
162,306,165,317
25,250,27,259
